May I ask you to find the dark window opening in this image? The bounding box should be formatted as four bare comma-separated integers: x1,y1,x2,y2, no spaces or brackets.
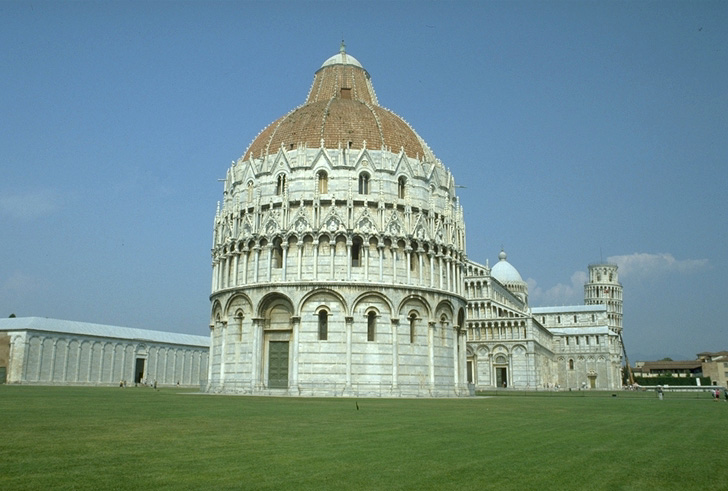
276,174,286,196
318,311,328,341
358,173,370,195
367,311,376,341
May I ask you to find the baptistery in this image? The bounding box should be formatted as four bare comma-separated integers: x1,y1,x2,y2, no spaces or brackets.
207,45,469,396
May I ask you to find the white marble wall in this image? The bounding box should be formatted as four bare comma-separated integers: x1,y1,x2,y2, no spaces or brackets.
5,331,207,387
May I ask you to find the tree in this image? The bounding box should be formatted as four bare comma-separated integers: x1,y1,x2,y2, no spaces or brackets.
659,357,673,361
9,313,16,318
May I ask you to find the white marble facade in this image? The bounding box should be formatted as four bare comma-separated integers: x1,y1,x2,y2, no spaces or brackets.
207,47,468,396
206,47,624,396
464,260,624,390
0,318,209,388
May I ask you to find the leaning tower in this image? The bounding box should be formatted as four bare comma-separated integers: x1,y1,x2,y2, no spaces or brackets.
584,263,622,333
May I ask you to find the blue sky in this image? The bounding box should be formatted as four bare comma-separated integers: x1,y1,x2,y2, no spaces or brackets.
2,1,726,362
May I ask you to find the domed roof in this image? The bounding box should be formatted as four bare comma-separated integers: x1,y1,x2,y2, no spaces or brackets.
320,43,364,69
491,250,524,284
244,45,434,161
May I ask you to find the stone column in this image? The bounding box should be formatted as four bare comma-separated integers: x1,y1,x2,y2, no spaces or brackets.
161,348,168,384
438,254,444,290
282,243,289,280
75,341,82,383
378,243,384,281
219,321,227,386
233,252,240,287
297,240,303,280
221,255,227,289
405,247,412,285
391,318,399,393
418,248,424,286
363,240,369,281
313,239,319,280
329,241,335,279
211,259,217,292
452,328,459,390
207,324,215,388
171,349,178,385
252,318,264,391
392,246,398,283
429,251,435,288
428,321,436,391
48,338,58,383
242,247,249,285
86,342,94,383
346,239,352,280
459,329,467,393
253,246,261,283
445,256,452,292
63,340,72,382
98,342,105,384
345,316,353,391
109,343,117,384
290,316,300,393
7,334,25,383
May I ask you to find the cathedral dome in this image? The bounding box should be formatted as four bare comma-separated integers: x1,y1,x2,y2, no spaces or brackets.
491,250,524,284
244,45,435,162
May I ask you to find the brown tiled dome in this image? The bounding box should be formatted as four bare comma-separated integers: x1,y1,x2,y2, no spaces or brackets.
244,48,431,161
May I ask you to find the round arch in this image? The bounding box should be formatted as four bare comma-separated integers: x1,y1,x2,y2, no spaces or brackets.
397,294,432,321
257,292,295,319
298,288,349,317
223,293,253,318
351,291,394,317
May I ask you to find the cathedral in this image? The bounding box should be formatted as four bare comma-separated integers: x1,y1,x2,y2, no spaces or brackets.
206,46,623,396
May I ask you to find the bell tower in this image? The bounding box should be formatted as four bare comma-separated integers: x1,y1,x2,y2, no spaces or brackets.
584,263,622,333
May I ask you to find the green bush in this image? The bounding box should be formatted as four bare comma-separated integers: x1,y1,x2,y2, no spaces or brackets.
633,376,710,386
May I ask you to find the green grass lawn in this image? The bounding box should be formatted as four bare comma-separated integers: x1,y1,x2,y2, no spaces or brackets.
1,386,726,490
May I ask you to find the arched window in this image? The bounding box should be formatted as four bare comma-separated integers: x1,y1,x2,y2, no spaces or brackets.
351,237,362,267
398,176,406,199
272,241,283,268
358,173,370,195
247,181,254,203
317,170,328,194
569,359,574,370
367,311,376,341
409,312,417,344
318,310,328,341
276,174,286,196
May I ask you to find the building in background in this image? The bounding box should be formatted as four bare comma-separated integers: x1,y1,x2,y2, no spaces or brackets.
206,46,624,396
464,257,623,390
697,351,728,387
0,317,209,388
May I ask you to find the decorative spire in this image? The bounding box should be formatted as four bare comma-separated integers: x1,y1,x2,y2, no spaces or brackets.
340,39,346,55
